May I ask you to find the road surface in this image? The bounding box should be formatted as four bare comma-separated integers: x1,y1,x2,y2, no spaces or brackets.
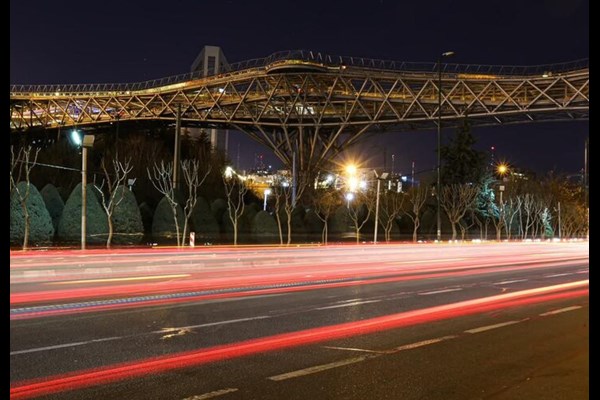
10,242,589,399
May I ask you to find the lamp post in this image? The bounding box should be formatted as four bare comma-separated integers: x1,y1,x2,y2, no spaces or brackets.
373,171,389,244
345,192,354,209
71,130,95,250
436,51,455,242
263,188,271,211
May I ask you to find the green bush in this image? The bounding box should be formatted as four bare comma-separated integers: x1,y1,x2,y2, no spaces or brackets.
138,202,154,236
252,211,279,243
211,198,228,224
331,206,352,235
304,209,324,235
10,182,55,246
152,196,185,243
112,186,144,244
57,183,108,244
191,196,220,241
40,183,64,231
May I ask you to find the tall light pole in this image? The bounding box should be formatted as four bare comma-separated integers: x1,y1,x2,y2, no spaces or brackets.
373,171,389,244
263,188,271,211
71,130,95,250
437,51,455,242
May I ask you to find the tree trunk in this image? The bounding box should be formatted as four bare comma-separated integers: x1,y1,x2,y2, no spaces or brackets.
233,221,238,246
286,213,292,245
412,219,419,243
451,221,457,241
107,217,114,249
23,205,30,250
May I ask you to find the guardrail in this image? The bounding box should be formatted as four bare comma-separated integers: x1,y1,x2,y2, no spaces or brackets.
10,50,588,94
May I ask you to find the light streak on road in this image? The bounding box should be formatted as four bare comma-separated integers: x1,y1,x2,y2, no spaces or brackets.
45,274,190,285
10,280,588,399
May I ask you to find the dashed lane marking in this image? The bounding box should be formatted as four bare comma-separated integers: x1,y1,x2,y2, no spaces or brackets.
418,288,462,295
268,356,374,381
543,273,573,278
493,279,527,285
465,320,525,334
322,346,388,354
181,388,239,399
539,305,582,316
392,336,457,351
316,300,381,310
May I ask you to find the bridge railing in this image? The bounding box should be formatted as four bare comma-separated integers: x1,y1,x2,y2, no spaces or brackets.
10,50,588,95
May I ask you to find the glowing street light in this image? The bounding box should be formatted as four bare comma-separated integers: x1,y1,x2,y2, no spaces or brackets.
345,192,354,209
345,164,357,176
224,166,234,179
497,163,509,177
263,188,272,211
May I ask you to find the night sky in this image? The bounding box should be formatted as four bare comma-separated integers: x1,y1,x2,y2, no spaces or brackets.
10,0,589,176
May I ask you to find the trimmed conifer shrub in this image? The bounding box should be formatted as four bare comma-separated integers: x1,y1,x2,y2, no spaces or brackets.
10,182,55,246
57,183,108,244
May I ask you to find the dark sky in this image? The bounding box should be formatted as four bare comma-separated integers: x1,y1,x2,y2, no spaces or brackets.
10,0,589,175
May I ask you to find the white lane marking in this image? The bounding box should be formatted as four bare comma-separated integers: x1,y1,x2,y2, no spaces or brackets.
316,300,381,310
10,336,121,356
272,335,457,381
576,270,589,274
268,356,373,381
388,258,467,265
151,316,271,333
540,306,582,316
544,273,573,278
182,388,239,399
335,298,364,304
465,320,524,334
393,336,457,351
418,288,462,296
12,316,270,355
494,279,527,285
322,346,387,354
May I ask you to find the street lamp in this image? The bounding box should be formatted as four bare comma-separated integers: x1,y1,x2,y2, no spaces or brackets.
345,192,354,209
263,188,271,211
497,163,509,178
436,50,455,242
71,130,95,250
373,171,389,244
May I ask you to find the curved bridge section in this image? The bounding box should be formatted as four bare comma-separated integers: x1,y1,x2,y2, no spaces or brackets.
10,50,588,169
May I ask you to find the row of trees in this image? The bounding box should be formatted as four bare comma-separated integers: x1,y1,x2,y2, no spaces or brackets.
10,125,588,249
10,163,587,249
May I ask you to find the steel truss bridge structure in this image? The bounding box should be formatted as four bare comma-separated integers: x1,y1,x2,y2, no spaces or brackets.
10,50,589,172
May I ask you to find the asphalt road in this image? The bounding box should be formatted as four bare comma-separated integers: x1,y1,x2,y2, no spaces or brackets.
10,242,589,399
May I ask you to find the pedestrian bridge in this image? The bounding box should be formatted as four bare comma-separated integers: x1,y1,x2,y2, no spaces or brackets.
10,50,588,169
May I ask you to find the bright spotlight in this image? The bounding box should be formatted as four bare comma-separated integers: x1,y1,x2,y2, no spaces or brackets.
70,130,82,147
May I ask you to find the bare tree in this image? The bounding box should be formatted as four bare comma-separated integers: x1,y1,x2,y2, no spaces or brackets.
489,202,505,241
147,161,182,246
502,196,522,240
181,159,211,245
404,186,429,242
10,146,41,250
347,191,375,244
272,182,293,245
440,184,479,241
522,194,535,239
223,170,248,245
312,188,341,245
96,157,133,248
378,191,405,242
